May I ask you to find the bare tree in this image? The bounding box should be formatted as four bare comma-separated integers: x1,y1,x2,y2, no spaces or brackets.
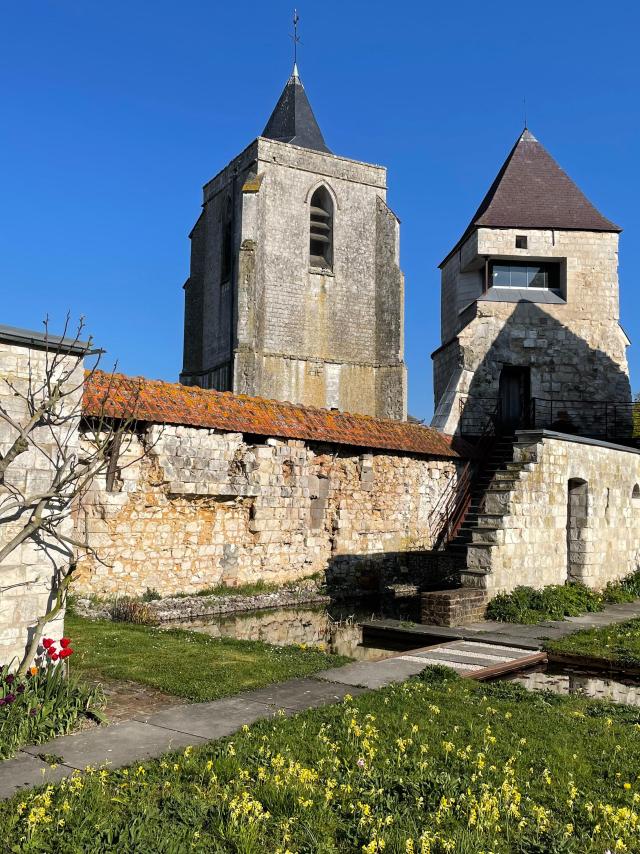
0,317,143,675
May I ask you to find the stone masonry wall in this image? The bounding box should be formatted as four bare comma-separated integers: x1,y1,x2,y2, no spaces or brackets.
75,424,459,598
0,341,83,665
465,432,640,596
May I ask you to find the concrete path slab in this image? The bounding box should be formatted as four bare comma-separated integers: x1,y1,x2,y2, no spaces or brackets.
22,720,208,771
241,678,363,711
0,751,71,800
315,657,427,689
560,621,614,631
137,697,271,740
596,603,640,613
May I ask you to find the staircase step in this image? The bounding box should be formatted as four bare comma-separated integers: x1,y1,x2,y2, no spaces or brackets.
447,544,469,554
438,434,519,551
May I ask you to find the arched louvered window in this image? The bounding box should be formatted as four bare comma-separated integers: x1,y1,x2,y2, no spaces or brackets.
633,484,640,509
309,187,333,270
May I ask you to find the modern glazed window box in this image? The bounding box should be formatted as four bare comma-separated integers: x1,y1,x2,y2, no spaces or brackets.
489,260,560,291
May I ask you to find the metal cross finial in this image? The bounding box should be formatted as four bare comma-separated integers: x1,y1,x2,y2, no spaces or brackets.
523,96,528,130
290,9,301,71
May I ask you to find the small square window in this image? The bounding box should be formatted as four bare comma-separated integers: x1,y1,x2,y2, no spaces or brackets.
515,235,528,249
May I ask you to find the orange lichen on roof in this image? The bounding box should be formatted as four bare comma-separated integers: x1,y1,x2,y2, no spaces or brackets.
82,370,464,458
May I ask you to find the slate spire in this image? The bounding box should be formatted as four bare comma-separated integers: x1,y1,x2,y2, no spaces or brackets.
471,128,620,231
468,128,620,232
262,69,331,154
443,128,620,265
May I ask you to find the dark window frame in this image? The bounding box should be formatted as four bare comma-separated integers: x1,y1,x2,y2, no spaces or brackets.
220,197,233,282
489,259,560,291
309,187,333,270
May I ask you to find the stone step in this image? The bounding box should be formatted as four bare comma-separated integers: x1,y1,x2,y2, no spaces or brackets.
447,543,470,555
465,541,494,551
485,483,516,494
471,527,502,545
459,565,491,578
476,515,507,529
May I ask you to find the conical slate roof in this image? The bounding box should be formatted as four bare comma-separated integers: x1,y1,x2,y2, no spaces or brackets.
442,129,620,265
262,66,331,154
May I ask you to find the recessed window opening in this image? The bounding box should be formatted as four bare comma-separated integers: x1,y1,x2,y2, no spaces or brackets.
633,484,640,508
490,260,559,290
515,235,528,249
309,187,333,270
567,478,589,583
221,197,233,282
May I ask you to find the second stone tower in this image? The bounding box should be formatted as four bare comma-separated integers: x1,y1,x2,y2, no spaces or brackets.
180,66,407,420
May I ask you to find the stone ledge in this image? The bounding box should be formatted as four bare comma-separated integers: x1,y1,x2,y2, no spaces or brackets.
74,580,330,624
516,429,640,456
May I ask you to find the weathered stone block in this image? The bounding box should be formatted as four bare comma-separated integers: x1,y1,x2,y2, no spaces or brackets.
421,588,488,627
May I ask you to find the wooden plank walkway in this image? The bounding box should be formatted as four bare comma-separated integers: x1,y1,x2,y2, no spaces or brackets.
395,639,547,680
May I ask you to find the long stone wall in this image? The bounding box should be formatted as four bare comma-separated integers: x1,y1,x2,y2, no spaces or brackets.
465,432,640,596
75,425,460,598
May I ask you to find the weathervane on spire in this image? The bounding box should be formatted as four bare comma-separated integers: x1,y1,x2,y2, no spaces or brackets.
290,9,301,75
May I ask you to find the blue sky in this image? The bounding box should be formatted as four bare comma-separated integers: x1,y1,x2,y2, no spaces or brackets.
1,0,639,419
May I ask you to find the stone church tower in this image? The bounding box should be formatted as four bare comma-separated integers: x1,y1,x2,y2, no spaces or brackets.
432,129,631,438
180,66,407,420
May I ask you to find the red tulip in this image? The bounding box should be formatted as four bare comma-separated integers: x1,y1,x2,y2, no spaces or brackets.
42,638,54,649
50,653,59,661
46,646,57,657
59,648,73,659
60,637,72,649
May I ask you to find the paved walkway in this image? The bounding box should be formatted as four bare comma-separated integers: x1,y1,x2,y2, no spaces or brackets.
363,599,640,650
3,598,640,801
0,666,397,800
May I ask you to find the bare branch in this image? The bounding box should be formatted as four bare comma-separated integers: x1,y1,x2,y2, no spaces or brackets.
0,318,151,670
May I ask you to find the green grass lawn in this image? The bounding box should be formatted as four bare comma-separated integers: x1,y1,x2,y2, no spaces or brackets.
485,574,640,624
4,669,640,852
65,613,348,702
547,616,640,666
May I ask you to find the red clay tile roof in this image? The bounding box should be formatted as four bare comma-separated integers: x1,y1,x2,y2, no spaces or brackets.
441,129,620,267
83,371,463,459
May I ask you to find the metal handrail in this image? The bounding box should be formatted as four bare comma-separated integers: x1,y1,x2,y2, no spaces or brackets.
456,394,638,440
428,403,500,549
